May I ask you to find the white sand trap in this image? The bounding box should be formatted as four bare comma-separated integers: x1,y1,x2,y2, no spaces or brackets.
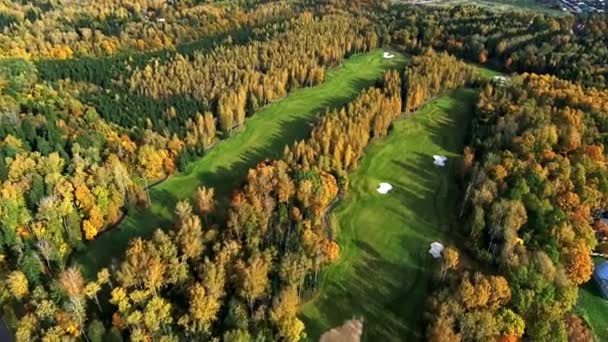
376,182,393,194
320,319,364,342
383,51,395,59
429,242,445,258
433,155,447,167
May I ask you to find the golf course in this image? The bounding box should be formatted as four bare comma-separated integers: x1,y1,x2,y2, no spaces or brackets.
300,88,477,340
74,49,408,277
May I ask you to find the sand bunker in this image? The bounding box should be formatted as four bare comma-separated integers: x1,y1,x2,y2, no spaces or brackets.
383,51,395,59
320,319,364,342
433,155,447,167
429,242,445,258
376,182,393,194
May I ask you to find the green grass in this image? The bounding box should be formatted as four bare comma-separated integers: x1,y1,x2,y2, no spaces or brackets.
73,49,408,278
576,260,608,341
475,63,503,79
411,0,564,15
300,88,477,341
469,0,562,14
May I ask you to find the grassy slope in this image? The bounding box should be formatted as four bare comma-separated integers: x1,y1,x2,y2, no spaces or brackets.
468,0,562,14
412,0,565,15
300,88,476,341
577,260,608,341
74,49,408,277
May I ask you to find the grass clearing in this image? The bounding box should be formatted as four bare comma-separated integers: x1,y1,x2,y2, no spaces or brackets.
396,0,564,15
74,49,408,278
576,259,608,341
300,88,477,340
464,0,562,14
577,281,608,341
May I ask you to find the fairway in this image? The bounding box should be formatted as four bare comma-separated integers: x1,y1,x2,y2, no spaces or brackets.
396,0,564,15
300,88,477,340
74,50,408,277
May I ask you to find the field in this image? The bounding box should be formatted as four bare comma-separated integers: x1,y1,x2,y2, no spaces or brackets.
576,260,608,341
395,0,564,15
73,49,408,277
300,88,477,340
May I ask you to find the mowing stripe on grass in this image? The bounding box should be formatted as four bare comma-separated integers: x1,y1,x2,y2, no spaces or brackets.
300,88,477,341
74,49,408,278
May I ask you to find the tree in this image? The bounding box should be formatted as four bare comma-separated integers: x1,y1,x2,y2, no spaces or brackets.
176,214,204,260
36,239,55,272
15,313,37,342
145,254,166,294
441,247,459,280
223,329,252,342
59,266,84,298
138,145,168,180
87,319,106,342
83,205,104,241
460,311,499,341
187,282,221,332
565,243,593,285
270,286,304,341
497,308,525,338
174,200,192,222
236,251,271,314
7,271,29,299
97,268,111,287
84,281,103,312
566,314,593,342
110,287,131,313
428,315,461,342
195,186,215,220
143,296,172,335
27,173,45,210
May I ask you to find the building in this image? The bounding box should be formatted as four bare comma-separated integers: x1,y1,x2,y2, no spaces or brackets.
593,261,608,299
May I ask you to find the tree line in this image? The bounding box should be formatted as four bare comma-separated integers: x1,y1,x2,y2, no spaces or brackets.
376,4,608,88
0,0,297,59
127,12,378,135
402,49,480,113
36,12,379,175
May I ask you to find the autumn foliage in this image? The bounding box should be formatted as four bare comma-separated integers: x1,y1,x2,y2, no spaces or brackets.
426,73,608,340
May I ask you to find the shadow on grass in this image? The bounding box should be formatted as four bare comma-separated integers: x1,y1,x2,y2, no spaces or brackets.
301,152,448,341
301,89,476,341
190,77,383,219
583,280,606,301
72,57,403,278
302,240,430,341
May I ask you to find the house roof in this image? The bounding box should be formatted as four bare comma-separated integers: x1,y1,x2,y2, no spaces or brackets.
593,261,608,298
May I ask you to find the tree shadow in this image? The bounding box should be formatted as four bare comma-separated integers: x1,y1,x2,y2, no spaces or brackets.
73,188,179,278
302,88,477,341
74,66,397,277
190,75,387,221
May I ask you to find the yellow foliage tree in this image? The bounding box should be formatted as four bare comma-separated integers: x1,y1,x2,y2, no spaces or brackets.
7,271,29,299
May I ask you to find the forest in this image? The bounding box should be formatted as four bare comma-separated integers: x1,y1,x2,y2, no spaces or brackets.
1,0,608,340
375,4,608,88
0,0,298,59
425,73,608,341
